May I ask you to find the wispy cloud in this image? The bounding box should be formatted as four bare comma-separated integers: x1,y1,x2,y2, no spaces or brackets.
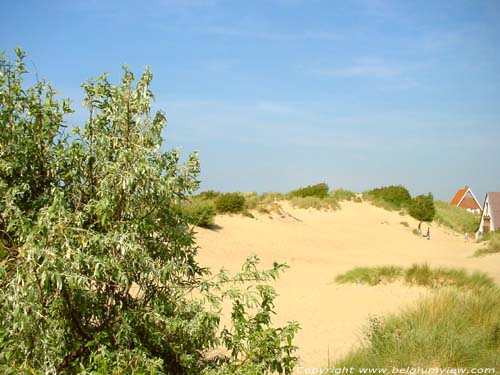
206,26,338,41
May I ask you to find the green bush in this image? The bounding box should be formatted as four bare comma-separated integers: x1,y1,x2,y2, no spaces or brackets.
215,192,246,213
408,193,435,222
0,50,298,375
288,183,329,199
434,200,480,233
180,200,216,228
364,185,411,210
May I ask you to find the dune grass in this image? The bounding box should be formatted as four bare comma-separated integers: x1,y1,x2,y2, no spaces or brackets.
334,286,500,370
434,200,480,234
333,265,500,370
474,231,500,257
335,266,404,286
335,264,496,290
288,196,341,210
330,188,362,203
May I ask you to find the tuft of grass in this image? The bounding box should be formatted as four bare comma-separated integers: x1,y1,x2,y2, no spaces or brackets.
330,188,362,203
434,200,480,234
334,286,500,369
403,264,495,290
289,196,340,210
335,266,404,286
474,231,500,257
400,221,409,227
335,264,496,291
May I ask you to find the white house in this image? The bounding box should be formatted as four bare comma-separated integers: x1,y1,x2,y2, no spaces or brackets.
476,192,500,239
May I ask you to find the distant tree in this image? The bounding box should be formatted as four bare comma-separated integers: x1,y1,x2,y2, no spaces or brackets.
409,193,436,223
0,49,298,374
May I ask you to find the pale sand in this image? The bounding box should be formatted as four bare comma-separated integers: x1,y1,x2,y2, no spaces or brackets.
195,201,500,369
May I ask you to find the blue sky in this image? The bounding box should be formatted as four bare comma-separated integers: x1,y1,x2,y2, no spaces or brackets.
2,0,500,200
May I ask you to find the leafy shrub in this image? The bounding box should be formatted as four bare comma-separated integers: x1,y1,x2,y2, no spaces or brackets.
287,183,329,199
330,188,361,202
434,200,480,233
364,185,411,210
215,192,246,213
180,200,216,228
408,193,435,222
0,50,298,375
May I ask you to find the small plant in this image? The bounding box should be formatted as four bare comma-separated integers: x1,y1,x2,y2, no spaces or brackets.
288,183,329,199
215,192,246,213
400,221,409,227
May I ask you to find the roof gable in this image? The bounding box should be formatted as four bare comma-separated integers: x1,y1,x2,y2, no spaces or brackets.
450,187,481,209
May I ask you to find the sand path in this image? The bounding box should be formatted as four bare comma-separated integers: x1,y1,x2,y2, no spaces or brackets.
195,202,499,369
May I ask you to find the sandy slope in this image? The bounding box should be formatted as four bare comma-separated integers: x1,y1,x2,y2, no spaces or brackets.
195,201,500,369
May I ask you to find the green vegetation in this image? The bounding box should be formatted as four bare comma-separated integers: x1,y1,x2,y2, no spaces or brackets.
408,193,435,222
334,265,500,369
287,182,329,199
288,196,340,210
434,200,480,233
474,231,500,257
363,185,412,210
0,50,298,374
335,264,495,290
334,287,500,369
179,199,216,228
330,188,362,203
335,266,403,286
215,192,247,213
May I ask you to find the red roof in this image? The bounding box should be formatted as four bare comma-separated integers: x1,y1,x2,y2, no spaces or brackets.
450,188,468,206
450,187,481,210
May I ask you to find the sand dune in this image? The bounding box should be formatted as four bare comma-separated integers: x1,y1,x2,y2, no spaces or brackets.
195,201,499,369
